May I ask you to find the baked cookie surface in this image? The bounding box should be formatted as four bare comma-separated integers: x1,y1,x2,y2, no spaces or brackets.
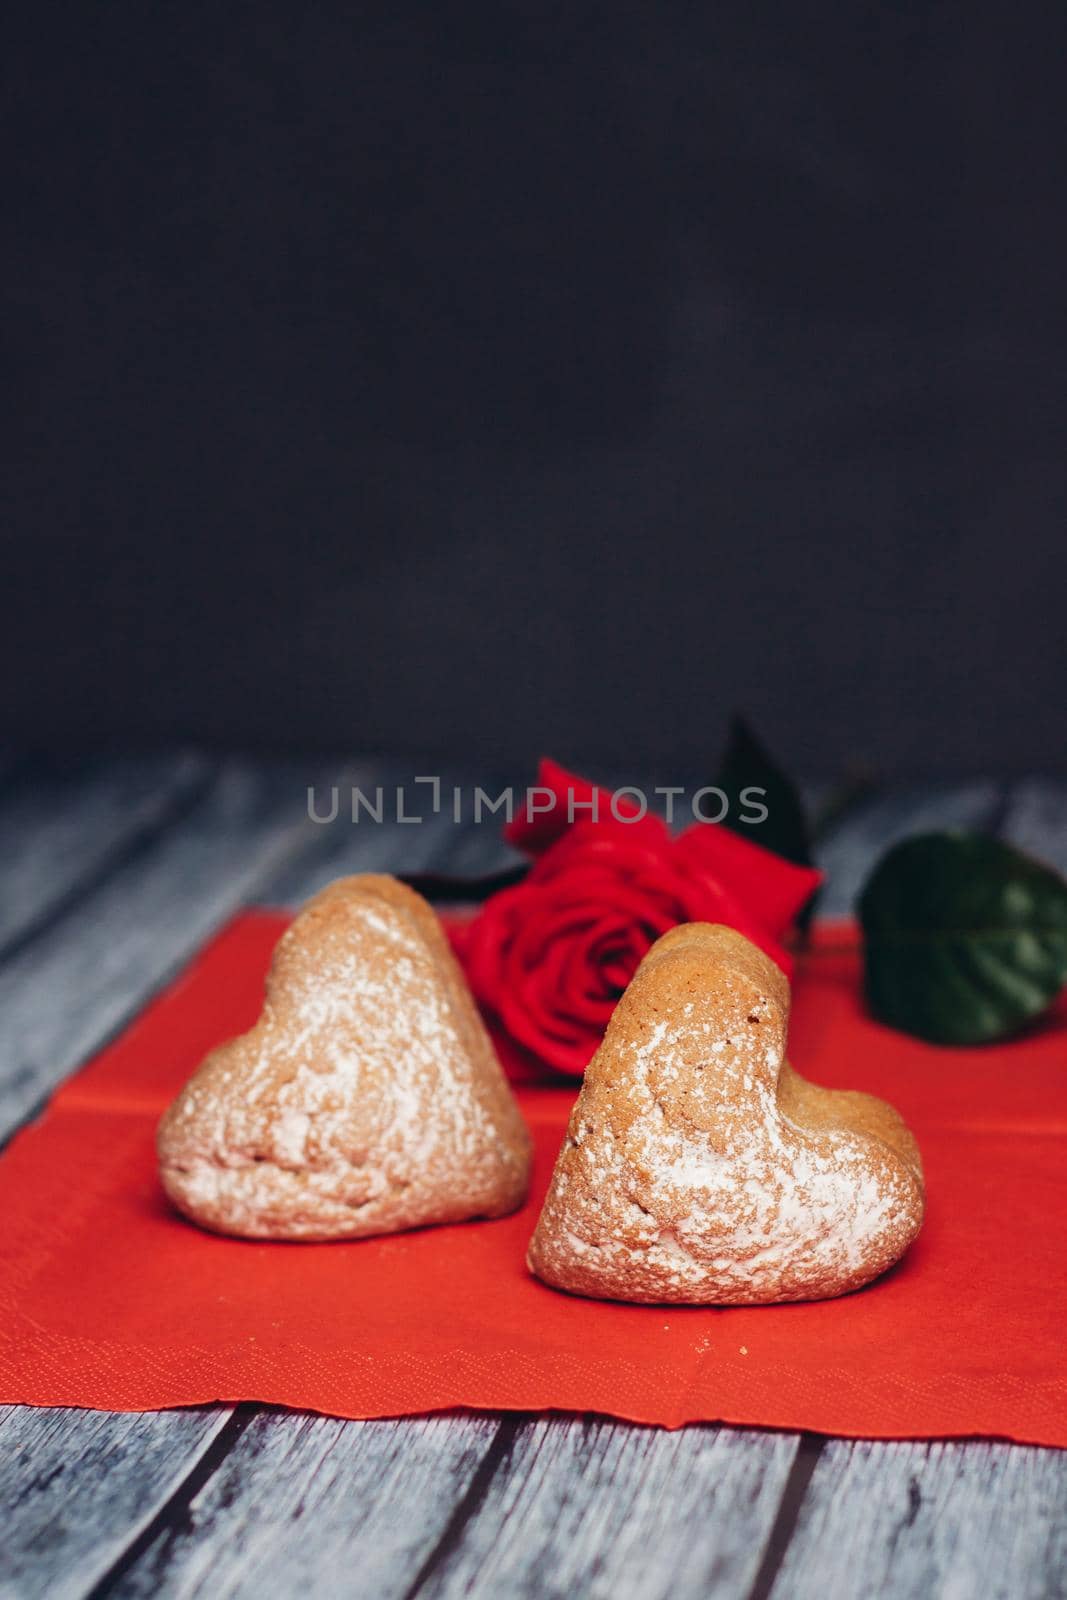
158,875,532,1239
527,923,924,1304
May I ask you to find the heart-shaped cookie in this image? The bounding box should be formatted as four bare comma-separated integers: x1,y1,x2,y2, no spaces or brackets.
158,875,532,1239
528,922,924,1303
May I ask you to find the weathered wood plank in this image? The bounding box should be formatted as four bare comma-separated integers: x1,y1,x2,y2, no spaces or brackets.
265,773,470,906
0,773,498,1600
0,752,211,960
423,815,521,883
0,1405,235,1600
0,760,345,1600
419,1418,799,1600
108,1412,501,1600
1000,779,1067,874
760,780,1065,1597
0,757,470,1139
2,762,1055,1600
97,806,799,1600
0,758,340,1138
815,782,1002,916
769,1437,1067,1600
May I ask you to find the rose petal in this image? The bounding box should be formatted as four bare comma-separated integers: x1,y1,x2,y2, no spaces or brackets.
505,759,654,856
674,823,822,934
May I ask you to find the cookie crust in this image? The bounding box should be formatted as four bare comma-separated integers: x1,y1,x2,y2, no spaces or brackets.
158,875,532,1240
527,923,924,1304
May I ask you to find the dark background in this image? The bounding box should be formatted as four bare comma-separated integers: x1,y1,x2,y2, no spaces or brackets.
6,6,1064,777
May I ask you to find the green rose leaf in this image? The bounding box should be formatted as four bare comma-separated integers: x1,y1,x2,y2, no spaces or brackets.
715,715,819,929
715,715,814,867
859,831,1067,1045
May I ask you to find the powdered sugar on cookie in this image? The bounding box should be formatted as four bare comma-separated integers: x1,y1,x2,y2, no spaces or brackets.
158,875,532,1240
528,922,924,1304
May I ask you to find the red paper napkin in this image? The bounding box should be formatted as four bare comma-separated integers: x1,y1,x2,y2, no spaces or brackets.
1,912,1065,1442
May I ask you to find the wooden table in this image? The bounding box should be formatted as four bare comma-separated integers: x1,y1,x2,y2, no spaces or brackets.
1,752,1064,1599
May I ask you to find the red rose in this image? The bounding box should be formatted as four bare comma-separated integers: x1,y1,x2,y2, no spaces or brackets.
457,760,821,1076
